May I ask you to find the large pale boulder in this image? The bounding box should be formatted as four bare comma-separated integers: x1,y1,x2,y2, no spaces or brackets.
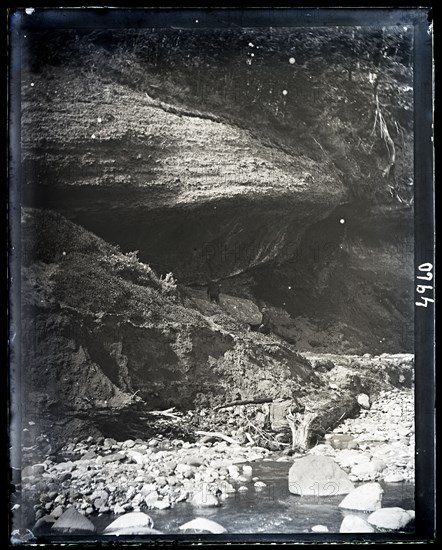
339,515,375,533
288,455,354,496
179,518,227,534
367,507,414,530
52,507,95,533
338,483,384,512
103,512,154,534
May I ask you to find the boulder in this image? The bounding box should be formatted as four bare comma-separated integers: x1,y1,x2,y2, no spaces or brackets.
339,515,375,533
371,458,386,473
105,527,163,535
33,515,56,535
191,491,220,507
335,450,371,468
209,459,232,470
383,472,404,483
184,456,205,467
144,491,159,508
329,435,358,450
311,525,329,532
51,506,64,519
152,498,170,510
32,464,46,476
81,450,97,460
254,481,267,488
220,482,236,495
357,394,371,409
179,517,227,534
53,461,76,472
367,507,414,530
104,512,154,534
52,506,96,533
288,455,354,496
338,483,384,512
227,465,240,479
351,462,379,479
100,453,125,464
140,483,157,495
126,450,146,465
308,444,336,456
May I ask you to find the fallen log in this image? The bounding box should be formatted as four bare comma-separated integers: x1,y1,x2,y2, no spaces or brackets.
195,430,239,445
214,398,272,411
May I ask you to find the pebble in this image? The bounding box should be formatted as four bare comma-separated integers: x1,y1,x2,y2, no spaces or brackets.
311,524,329,532
254,481,267,488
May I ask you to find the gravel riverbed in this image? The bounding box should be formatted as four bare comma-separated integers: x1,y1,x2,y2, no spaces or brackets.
14,388,414,538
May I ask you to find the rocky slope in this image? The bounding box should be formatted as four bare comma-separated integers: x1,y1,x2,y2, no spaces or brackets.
20,208,320,441
20,27,414,353
19,208,414,453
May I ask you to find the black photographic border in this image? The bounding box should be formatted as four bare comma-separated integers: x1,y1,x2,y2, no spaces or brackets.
7,6,435,545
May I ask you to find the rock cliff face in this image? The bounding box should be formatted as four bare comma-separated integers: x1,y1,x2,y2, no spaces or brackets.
20,208,318,425
17,27,415,434
20,27,414,354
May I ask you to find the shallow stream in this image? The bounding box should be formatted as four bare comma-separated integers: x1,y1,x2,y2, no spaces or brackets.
92,461,414,534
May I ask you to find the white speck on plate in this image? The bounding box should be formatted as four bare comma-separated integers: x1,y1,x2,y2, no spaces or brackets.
289,57,295,64
340,218,345,224
25,8,35,15
282,90,288,96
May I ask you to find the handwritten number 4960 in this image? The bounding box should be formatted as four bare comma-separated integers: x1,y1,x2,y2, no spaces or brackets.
416,263,434,307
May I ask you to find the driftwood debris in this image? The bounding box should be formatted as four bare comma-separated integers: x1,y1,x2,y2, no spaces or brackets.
286,409,317,451
148,407,181,420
